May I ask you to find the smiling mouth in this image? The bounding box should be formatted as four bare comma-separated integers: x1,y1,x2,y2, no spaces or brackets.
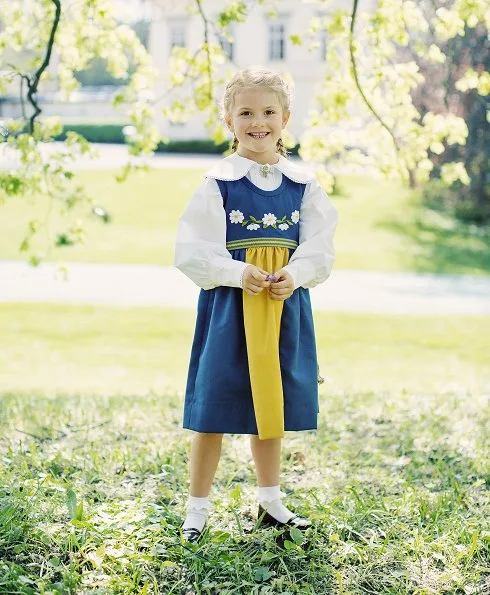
248,132,270,139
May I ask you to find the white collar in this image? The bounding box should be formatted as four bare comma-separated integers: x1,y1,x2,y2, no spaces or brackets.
205,152,315,184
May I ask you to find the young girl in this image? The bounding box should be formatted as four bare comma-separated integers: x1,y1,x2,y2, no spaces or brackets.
174,68,338,543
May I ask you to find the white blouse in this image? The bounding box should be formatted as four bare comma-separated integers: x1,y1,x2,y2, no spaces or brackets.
174,152,338,290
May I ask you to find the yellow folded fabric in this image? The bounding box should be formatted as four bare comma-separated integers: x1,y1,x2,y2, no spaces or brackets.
243,246,289,440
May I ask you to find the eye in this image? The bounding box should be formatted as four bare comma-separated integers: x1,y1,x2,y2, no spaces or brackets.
240,111,251,116
265,110,276,115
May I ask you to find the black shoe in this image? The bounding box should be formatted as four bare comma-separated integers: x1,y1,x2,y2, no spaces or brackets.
257,504,312,530
181,524,205,543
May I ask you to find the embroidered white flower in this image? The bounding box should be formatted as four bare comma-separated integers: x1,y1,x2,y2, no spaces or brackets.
278,223,289,231
229,210,244,224
263,213,277,227
247,223,260,230
291,210,300,224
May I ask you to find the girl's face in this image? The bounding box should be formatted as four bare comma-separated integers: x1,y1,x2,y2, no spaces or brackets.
225,87,290,164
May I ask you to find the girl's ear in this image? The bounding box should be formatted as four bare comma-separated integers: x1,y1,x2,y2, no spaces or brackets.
282,110,291,128
225,115,233,132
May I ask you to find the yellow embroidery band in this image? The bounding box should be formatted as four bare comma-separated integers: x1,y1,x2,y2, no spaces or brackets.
226,237,298,251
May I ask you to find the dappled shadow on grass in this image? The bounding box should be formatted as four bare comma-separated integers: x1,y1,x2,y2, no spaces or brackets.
377,208,490,275
0,390,489,594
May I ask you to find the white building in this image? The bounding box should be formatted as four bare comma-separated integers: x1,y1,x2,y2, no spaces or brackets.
149,0,377,142
0,0,377,146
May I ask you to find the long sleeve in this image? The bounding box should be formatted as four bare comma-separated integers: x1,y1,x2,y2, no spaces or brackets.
174,177,249,289
283,179,338,289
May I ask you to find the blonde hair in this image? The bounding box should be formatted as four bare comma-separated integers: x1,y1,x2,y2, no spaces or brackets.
223,68,291,157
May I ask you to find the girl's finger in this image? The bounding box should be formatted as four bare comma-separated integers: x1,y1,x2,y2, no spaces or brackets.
272,270,288,280
270,279,290,288
251,269,268,281
247,284,263,294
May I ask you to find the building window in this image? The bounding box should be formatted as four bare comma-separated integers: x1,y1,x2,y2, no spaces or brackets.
317,13,328,61
169,20,187,50
217,25,234,61
319,29,328,61
269,20,286,61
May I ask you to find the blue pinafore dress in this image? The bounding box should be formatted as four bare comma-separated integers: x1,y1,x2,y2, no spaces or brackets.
183,174,319,439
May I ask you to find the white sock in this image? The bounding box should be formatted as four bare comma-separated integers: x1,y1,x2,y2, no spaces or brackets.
182,496,210,532
256,485,294,523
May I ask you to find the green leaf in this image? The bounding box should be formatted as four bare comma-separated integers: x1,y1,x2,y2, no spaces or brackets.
1,174,23,195
229,484,241,504
210,124,227,145
289,527,304,545
55,233,74,247
254,566,272,582
74,501,84,522
66,488,77,520
28,220,38,233
212,531,231,543
112,92,125,107
115,163,132,183
260,550,277,563
468,530,479,558
283,539,294,550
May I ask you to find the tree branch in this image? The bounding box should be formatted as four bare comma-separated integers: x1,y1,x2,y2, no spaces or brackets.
349,0,400,153
194,0,213,104
26,0,61,134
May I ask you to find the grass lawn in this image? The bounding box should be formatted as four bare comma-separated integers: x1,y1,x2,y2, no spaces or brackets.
1,168,489,275
1,304,490,396
0,304,489,593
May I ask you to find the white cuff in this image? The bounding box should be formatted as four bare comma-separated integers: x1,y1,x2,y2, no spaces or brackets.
187,496,211,511
283,260,317,290
256,485,287,504
239,263,251,288
213,259,250,289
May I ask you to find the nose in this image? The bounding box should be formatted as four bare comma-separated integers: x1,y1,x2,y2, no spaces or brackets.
252,114,265,127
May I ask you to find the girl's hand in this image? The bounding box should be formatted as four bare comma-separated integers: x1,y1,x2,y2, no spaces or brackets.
242,265,271,296
268,268,295,301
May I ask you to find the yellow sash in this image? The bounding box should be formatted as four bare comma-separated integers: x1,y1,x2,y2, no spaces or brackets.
243,246,289,440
